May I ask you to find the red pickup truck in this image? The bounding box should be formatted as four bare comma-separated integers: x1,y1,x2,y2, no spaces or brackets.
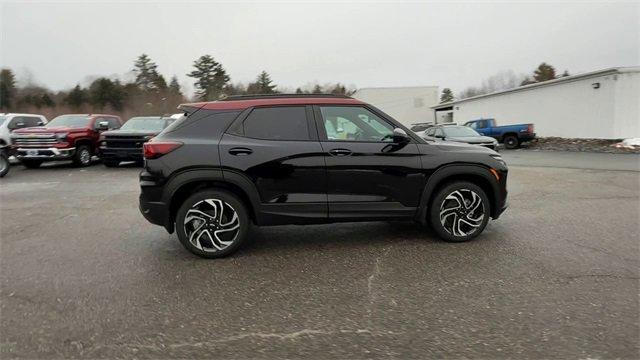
11,114,122,168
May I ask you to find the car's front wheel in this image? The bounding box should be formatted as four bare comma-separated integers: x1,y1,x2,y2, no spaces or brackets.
175,189,250,258
73,145,92,167
429,181,490,242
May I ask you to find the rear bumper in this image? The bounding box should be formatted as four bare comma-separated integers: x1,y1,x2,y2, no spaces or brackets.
519,133,536,142
139,194,167,225
15,147,76,161
139,171,173,233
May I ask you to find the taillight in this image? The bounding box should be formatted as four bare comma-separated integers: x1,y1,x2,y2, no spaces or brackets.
527,124,534,133
143,141,182,159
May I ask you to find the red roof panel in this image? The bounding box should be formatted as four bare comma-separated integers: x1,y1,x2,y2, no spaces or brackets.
181,97,365,111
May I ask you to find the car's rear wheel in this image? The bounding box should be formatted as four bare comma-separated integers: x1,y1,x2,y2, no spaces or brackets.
175,189,249,258
73,145,92,167
21,160,42,169
429,181,490,242
503,135,519,149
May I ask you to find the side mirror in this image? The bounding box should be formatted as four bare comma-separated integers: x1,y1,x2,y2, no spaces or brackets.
392,128,410,143
37,121,44,126
97,121,109,130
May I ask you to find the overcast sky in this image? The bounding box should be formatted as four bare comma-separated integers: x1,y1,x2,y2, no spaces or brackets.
1,1,638,96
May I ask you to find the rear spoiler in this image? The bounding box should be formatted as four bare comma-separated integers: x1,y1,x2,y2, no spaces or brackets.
177,103,204,114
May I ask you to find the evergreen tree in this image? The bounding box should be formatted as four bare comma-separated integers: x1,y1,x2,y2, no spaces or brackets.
440,88,454,103
0,68,17,110
312,84,323,94
561,70,570,77
65,85,87,108
330,83,347,95
295,87,304,94
41,93,55,107
133,54,167,91
187,55,230,100
168,76,182,96
533,62,557,82
89,78,125,110
246,71,277,94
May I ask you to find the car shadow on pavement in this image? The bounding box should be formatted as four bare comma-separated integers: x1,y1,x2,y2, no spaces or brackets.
19,159,142,170
232,221,440,258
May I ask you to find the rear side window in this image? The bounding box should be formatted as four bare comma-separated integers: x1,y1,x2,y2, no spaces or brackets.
24,117,42,127
243,107,309,141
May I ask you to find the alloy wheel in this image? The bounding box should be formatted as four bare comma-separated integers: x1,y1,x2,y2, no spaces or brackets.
80,149,91,165
183,199,240,252
439,189,485,237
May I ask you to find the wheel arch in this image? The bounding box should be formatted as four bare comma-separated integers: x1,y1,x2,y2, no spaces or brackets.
416,164,501,223
163,169,260,233
73,138,94,151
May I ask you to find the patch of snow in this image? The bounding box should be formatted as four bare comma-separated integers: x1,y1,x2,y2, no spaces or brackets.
613,138,640,148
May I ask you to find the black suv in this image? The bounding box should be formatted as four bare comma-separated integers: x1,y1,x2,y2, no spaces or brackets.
139,95,508,258
99,116,177,167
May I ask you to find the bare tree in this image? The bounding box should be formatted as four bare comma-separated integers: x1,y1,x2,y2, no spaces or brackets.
458,70,526,99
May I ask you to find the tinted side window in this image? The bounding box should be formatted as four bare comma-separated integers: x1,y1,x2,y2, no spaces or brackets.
319,106,394,142
8,117,27,129
243,107,309,141
24,117,42,127
436,128,445,137
107,118,120,129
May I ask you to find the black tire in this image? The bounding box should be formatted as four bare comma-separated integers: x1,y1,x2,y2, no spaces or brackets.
428,181,490,242
503,135,520,149
175,189,250,258
73,145,92,167
0,153,9,177
103,160,119,167
22,160,42,169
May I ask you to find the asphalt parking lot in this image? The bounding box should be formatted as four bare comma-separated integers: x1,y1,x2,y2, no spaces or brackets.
1,151,638,359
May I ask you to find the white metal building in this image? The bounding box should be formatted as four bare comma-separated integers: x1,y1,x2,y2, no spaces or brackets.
432,67,640,139
352,86,439,127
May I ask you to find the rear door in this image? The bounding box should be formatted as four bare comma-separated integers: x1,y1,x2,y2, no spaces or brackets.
314,105,424,219
219,105,327,224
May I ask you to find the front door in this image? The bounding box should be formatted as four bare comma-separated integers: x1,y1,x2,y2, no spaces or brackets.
314,105,425,219
219,105,327,224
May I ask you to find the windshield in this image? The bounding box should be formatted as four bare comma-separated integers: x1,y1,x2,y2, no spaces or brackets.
443,126,481,137
46,115,91,128
121,117,166,131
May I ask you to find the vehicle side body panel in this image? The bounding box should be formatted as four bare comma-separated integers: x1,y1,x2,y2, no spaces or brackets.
139,97,509,235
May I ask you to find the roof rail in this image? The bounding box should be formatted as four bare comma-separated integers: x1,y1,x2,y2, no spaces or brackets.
220,93,352,101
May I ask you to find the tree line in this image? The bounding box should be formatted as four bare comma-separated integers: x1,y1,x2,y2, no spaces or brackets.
439,62,570,104
0,54,354,119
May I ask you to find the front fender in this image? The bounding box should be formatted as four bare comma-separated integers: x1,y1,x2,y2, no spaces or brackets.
415,163,502,223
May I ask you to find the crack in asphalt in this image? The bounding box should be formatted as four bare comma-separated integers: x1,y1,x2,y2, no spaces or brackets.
86,328,404,354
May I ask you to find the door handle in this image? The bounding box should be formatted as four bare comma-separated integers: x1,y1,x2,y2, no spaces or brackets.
328,148,352,156
228,147,253,156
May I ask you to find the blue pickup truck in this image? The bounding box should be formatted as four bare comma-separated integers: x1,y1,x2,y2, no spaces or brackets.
464,118,536,149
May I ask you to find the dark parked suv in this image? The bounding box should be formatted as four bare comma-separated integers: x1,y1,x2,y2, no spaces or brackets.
139,95,508,258
99,116,177,167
